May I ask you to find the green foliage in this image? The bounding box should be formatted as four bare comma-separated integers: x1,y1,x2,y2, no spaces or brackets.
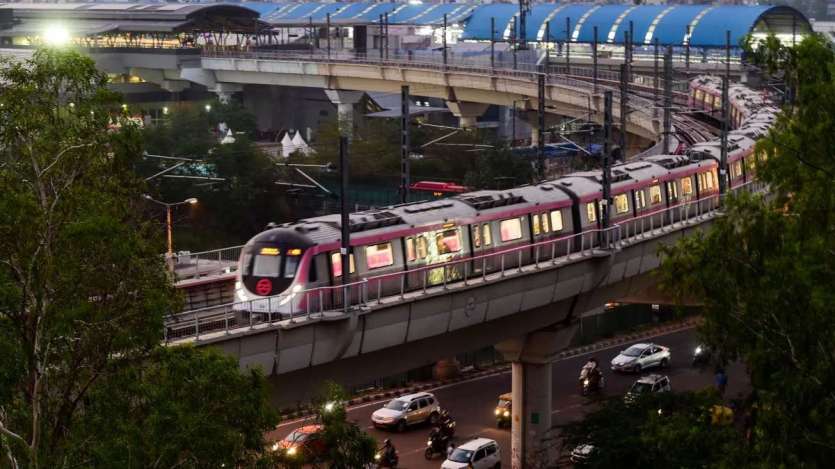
70,346,277,468
658,35,835,466
0,50,277,468
313,381,376,468
463,146,534,189
141,104,287,247
559,391,744,468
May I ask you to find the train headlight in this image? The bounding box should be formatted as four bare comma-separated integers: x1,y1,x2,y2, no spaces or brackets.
494,408,501,416
503,410,510,417
287,446,297,456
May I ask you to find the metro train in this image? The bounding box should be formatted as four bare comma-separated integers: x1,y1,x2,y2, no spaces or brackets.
234,76,776,315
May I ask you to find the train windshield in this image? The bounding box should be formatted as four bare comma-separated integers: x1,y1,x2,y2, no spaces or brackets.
284,252,300,278
253,254,281,277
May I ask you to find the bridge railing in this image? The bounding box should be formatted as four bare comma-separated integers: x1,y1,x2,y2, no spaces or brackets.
203,49,664,119
172,245,244,282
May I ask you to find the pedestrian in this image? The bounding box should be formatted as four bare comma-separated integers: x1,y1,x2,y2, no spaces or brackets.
714,367,728,398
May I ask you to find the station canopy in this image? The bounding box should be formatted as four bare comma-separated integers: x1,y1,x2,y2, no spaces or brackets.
0,3,263,36
255,1,812,47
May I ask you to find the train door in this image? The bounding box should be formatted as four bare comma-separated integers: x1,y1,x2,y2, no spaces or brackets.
470,221,496,275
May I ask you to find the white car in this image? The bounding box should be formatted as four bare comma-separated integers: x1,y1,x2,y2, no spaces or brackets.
370,392,440,432
610,343,671,373
441,438,501,469
625,374,672,403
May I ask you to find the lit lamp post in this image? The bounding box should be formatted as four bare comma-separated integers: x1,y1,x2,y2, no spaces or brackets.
143,195,198,257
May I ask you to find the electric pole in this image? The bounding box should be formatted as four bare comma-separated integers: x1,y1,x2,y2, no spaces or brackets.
663,46,673,154
400,85,411,203
602,91,613,245
339,136,350,313
719,30,730,196
537,68,546,180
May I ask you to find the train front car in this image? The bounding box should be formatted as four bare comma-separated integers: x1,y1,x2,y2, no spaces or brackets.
234,228,314,316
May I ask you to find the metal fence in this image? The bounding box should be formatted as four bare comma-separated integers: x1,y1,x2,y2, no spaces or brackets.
172,245,244,282
164,182,766,342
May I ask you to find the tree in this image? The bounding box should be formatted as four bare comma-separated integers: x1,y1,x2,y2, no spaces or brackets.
312,382,376,469
0,49,277,468
658,35,835,466
463,146,534,189
557,391,744,468
68,346,277,468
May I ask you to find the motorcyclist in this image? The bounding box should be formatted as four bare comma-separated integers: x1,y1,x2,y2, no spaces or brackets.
378,439,398,467
580,358,602,392
437,409,455,437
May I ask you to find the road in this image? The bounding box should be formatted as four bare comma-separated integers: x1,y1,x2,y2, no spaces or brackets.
269,327,749,468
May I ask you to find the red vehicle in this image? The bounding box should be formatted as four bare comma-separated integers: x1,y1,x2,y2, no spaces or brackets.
271,424,327,462
410,180,469,198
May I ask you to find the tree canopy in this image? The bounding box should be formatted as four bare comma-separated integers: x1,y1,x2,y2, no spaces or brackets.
0,49,276,468
658,35,835,466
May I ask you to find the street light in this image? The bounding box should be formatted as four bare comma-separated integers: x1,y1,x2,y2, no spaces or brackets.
143,195,198,257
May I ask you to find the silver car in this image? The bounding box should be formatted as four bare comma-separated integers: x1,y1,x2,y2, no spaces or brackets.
610,343,671,373
371,392,440,432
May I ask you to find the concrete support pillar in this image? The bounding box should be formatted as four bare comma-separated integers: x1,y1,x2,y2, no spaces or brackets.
446,101,489,128
325,90,365,139
530,119,541,147
496,325,577,469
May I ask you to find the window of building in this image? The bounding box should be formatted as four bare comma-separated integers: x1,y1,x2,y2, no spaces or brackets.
482,224,492,246
436,229,461,254
635,190,647,209
586,202,597,222
614,194,629,214
681,177,693,196
532,214,541,236
550,210,563,231
649,185,662,204
330,252,355,277
499,218,523,242
365,243,394,269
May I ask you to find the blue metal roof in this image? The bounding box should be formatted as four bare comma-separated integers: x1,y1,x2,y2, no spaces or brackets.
256,2,809,48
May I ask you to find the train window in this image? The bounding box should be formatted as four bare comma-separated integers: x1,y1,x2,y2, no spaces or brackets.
406,237,416,261
532,214,541,235
366,243,394,269
666,181,678,200
241,253,253,275
650,185,662,204
330,252,355,277
416,236,428,259
253,254,281,277
436,229,461,254
482,224,492,246
731,161,743,179
284,252,301,278
500,218,523,242
681,177,693,196
472,224,481,248
550,210,564,231
540,212,550,233
707,170,716,189
586,202,597,222
635,190,647,209
614,194,629,214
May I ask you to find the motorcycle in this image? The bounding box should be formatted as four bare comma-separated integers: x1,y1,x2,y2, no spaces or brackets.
424,427,453,460
580,369,605,396
374,448,398,468
692,344,711,367
439,417,456,437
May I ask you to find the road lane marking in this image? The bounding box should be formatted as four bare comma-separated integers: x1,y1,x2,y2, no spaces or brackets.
274,324,696,430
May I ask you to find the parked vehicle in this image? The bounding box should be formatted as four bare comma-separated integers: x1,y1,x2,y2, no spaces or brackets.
371,392,440,432
611,343,671,373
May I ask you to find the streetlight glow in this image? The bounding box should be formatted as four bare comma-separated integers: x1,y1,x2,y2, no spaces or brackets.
42,24,71,47
204,104,212,112
185,197,198,205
